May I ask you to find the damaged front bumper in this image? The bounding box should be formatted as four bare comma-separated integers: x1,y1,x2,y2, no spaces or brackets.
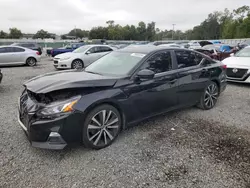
17,91,84,150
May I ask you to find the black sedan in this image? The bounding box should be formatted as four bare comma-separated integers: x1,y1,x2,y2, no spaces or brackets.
18,46,227,150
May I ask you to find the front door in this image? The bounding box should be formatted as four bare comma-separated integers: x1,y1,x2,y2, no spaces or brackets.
122,50,178,122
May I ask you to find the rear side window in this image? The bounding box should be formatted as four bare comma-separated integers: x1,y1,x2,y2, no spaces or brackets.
12,47,25,52
140,51,172,74
175,50,203,69
20,43,35,48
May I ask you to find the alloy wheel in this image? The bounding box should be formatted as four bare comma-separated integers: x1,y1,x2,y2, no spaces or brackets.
87,109,120,147
27,58,36,66
204,83,218,108
72,60,83,69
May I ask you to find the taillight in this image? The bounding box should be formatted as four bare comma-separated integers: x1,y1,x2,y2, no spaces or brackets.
36,51,40,55
221,64,227,69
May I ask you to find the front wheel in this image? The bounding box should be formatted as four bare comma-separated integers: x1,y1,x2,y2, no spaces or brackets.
71,59,84,69
197,81,219,110
82,104,122,149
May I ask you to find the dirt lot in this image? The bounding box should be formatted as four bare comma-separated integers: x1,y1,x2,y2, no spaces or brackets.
0,57,250,188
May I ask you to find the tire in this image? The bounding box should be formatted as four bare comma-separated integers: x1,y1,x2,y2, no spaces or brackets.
197,81,219,110
26,57,37,67
82,104,122,149
71,59,84,69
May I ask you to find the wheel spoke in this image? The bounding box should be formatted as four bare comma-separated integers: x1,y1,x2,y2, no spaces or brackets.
103,131,107,145
105,129,114,140
92,117,101,126
102,110,106,125
88,124,102,130
107,125,119,129
205,90,210,96
105,118,118,126
105,111,112,124
93,130,103,145
210,97,214,107
89,130,101,141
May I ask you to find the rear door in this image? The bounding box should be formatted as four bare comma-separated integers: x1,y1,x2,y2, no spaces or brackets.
174,50,210,106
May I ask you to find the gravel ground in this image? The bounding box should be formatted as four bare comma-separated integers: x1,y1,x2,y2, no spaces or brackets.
0,58,249,188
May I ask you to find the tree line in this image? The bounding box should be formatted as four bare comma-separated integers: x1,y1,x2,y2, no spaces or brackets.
0,5,249,41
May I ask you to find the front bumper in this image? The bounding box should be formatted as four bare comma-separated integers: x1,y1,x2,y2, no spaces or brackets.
53,58,72,69
17,95,84,150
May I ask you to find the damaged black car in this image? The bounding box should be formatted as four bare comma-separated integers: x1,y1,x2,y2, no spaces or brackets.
18,46,227,150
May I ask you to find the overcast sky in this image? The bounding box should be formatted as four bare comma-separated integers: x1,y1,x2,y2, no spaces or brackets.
0,0,249,34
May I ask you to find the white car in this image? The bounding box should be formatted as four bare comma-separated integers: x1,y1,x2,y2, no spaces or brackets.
53,45,114,69
0,46,41,66
158,43,182,48
222,46,250,83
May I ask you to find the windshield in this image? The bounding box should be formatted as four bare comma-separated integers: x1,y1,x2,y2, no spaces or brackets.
235,48,250,57
73,46,90,53
85,51,145,76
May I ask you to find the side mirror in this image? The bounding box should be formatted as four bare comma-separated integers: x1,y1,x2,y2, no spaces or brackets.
230,53,234,57
137,69,155,80
86,51,90,55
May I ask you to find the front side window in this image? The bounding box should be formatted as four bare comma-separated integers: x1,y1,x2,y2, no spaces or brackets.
175,50,203,69
0,47,7,53
140,51,172,74
100,46,113,52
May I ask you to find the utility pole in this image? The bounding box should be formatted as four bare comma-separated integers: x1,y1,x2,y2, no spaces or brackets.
75,26,77,41
172,24,176,40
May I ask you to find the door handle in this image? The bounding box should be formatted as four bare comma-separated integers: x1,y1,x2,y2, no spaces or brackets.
169,79,177,84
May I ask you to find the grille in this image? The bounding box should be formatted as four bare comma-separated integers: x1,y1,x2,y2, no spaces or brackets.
54,61,58,64
226,68,248,78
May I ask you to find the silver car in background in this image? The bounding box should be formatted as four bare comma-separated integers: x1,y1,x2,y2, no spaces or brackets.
0,46,41,66
53,45,114,69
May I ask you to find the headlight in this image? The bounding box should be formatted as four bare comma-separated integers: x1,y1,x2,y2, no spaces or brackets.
37,96,81,116
61,57,71,61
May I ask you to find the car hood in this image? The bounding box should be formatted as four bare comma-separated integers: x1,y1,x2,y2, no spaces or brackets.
222,57,250,69
24,70,119,93
54,52,74,59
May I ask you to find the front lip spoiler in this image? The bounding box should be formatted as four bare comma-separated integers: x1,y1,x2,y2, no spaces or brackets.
17,114,28,132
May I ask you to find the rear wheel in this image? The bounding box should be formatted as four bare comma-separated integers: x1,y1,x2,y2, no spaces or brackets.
26,57,36,66
197,81,219,110
82,104,122,149
71,59,84,69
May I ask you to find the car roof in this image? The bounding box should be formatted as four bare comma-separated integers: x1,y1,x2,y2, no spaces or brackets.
117,45,187,54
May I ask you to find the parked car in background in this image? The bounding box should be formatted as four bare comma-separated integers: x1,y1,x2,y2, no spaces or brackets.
0,69,2,83
53,45,114,69
188,40,213,49
18,46,226,150
0,46,41,66
158,43,182,48
195,44,238,61
222,46,250,83
51,43,85,57
11,42,42,55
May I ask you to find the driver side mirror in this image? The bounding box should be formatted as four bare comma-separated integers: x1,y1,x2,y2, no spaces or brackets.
86,51,91,55
137,69,155,80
